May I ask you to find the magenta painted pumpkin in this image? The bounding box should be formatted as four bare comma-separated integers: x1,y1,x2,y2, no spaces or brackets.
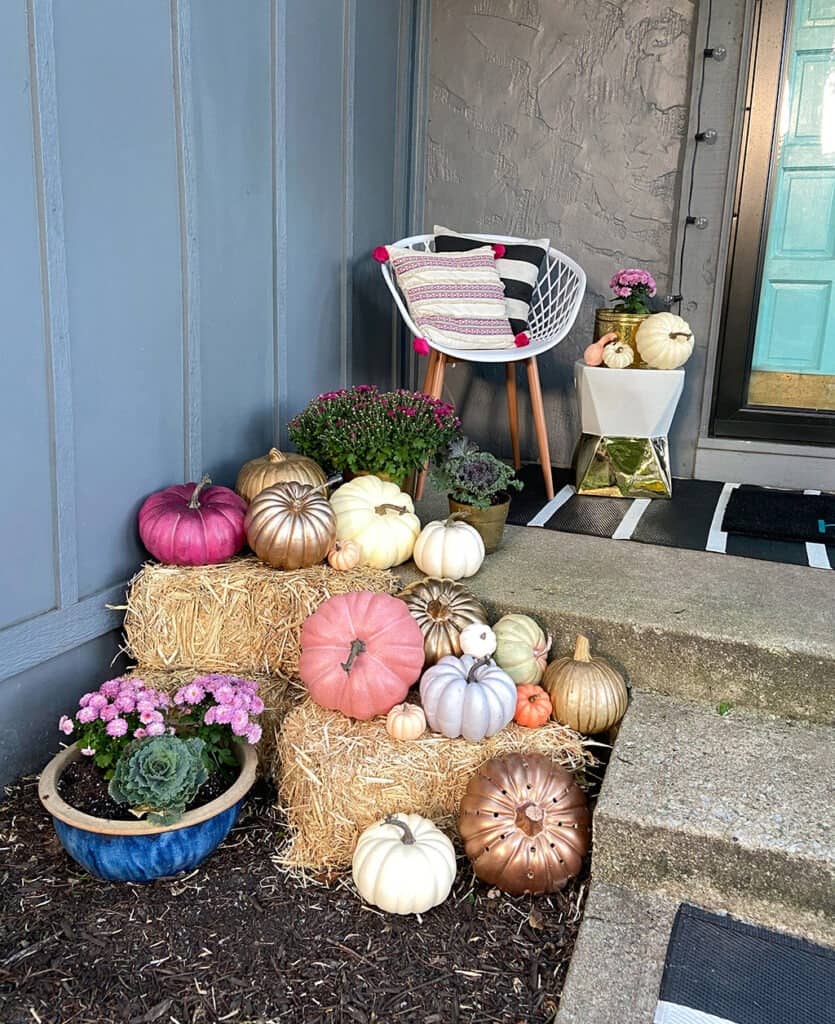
299,591,425,720
138,474,247,566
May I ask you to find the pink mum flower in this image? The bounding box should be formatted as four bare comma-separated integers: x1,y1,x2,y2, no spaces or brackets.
114,694,136,713
58,715,74,736
77,706,97,724
245,723,262,745
230,709,250,736
133,727,148,739
145,721,166,737
139,709,164,726
105,717,128,737
88,693,108,711
213,705,234,725
80,746,96,757
78,692,94,708
99,680,122,699
99,703,119,722
181,682,206,706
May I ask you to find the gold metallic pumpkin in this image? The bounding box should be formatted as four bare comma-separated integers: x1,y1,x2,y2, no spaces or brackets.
235,448,327,502
459,752,590,895
542,634,628,734
398,577,487,666
244,481,336,570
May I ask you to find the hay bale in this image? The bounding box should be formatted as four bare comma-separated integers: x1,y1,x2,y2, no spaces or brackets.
124,665,304,770
121,557,397,679
276,700,595,870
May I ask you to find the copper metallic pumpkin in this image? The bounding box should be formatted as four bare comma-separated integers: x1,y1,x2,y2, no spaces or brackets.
245,481,336,570
235,447,328,502
458,752,590,895
542,634,628,734
398,577,487,667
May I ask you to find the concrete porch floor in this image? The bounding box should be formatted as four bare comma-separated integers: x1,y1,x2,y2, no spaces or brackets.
398,488,835,1023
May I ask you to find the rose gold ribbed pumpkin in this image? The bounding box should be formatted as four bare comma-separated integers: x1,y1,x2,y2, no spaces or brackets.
398,577,487,666
459,752,590,895
244,481,336,570
235,448,327,502
542,635,628,734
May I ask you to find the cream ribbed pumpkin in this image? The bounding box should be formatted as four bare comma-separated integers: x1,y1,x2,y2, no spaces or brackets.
385,703,427,741
542,634,628,734
330,476,420,569
635,312,694,369
602,340,634,369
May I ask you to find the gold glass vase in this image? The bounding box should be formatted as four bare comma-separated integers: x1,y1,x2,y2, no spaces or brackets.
593,309,650,368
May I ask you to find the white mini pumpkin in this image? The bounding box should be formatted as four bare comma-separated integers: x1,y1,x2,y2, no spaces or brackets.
459,622,497,659
635,312,694,369
352,813,456,915
385,702,427,741
602,340,634,369
413,517,485,580
330,476,421,569
419,654,517,742
493,614,552,685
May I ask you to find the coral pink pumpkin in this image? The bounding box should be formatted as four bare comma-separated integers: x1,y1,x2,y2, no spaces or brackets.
299,591,425,720
138,474,248,566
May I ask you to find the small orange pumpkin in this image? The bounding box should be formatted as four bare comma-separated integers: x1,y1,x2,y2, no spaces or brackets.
584,331,618,366
385,703,427,741
514,684,552,728
327,539,362,571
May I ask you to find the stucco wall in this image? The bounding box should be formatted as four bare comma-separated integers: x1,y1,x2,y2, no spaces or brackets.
425,0,699,471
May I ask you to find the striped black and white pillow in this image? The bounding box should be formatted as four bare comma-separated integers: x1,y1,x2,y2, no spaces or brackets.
434,225,549,335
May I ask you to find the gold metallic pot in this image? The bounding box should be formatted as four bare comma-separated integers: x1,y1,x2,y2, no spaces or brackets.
593,309,650,367
448,495,510,554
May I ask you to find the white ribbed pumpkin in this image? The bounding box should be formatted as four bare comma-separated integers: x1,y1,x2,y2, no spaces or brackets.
413,517,485,580
493,614,552,685
419,654,517,742
459,622,497,658
352,813,456,915
330,476,420,569
602,340,634,369
635,312,694,369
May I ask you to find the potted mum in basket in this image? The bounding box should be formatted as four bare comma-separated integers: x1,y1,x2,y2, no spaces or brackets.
288,384,461,490
39,674,262,882
592,268,657,367
430,438,522,553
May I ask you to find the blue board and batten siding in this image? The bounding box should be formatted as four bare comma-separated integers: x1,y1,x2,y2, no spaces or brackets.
0,0,429,783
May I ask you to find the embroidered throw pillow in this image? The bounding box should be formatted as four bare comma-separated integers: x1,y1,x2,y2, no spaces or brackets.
434,226,550,335
384,244,519,351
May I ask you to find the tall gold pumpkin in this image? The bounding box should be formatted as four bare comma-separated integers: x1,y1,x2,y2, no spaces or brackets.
244,481,336,570
235,448,327,502
398,577,487,666
542,635,628,734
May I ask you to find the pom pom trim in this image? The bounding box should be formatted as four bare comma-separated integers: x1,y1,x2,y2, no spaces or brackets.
491,243,506,259
514,332,530,348
413,337,431,356
372,245,389,263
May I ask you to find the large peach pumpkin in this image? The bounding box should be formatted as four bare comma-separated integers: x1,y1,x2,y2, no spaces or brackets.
299,592,425,720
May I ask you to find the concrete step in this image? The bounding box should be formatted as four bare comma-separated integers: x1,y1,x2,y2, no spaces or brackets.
592,690,835,945
405,490,835,723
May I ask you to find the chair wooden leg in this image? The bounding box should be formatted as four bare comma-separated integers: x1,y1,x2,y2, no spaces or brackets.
505,363,521,470
420,349,439,396
415,353,447,500
526,356,554,500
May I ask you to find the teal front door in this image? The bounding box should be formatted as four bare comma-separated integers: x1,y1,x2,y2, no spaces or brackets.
750,0,835,411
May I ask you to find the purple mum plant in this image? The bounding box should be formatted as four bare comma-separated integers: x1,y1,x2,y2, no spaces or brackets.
609,268,657,315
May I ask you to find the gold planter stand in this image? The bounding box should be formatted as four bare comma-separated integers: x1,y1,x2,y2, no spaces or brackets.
593,309,650,368
576,435,672,498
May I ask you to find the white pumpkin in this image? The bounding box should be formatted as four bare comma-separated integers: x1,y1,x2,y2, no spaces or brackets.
602,340,634,369
635,312,694,369
385,702,427,741
493,614,552,685
352,813,456,915
419,654,517,742
330,475,421,569
459,622,497,659
413,517,485,580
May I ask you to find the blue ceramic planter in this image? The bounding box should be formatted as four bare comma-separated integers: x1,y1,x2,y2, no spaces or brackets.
39,742,257,884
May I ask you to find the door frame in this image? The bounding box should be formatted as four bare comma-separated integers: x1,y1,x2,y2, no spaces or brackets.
709,0,835,446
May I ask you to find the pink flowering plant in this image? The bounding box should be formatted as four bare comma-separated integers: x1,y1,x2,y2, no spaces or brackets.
609,268,657,315
58,674,262,779
288,384,461,481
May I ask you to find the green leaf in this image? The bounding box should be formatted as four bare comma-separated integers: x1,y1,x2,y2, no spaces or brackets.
717,700,734,716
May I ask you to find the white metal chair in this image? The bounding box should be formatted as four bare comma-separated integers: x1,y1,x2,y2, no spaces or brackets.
380,233,587,499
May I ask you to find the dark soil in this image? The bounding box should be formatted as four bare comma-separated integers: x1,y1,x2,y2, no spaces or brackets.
57,759,233,821
0,776,589,1024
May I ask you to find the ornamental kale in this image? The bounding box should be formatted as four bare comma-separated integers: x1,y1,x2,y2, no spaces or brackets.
430,438,523,509
288,385,461,481
108,735,208,825
609,268,657,314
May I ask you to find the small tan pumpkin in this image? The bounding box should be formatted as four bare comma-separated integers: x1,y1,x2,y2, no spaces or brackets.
235,448,328,501
398,577,488,666
245,481,336,570
584,331,618,366
385,703,427,741
542,635,628,734
327,539,362,571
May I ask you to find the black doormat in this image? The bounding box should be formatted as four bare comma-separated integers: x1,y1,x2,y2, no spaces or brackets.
723,485,835,544
506,465,834,570
655,904,835,1024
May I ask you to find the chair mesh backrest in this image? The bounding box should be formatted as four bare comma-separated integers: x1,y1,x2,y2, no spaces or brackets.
395,237,583,347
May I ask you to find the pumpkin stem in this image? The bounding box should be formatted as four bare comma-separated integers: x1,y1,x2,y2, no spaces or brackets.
515,801,544,836
466,655,493,682
267,448,285,463
340,638,366,673
309,474,341,497
384,815,416,845
445,511,471,525
375,503,408,516
573,635,592,662
536,633,554,659
668,331,692,339
188,474,212,509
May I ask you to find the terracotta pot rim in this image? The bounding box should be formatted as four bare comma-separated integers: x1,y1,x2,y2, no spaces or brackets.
38,740,257,837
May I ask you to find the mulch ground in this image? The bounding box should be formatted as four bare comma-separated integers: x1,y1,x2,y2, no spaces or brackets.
0,777,589,1024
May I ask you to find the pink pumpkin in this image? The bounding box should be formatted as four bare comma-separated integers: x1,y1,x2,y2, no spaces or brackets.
138,474,247,565
299,591,425,720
